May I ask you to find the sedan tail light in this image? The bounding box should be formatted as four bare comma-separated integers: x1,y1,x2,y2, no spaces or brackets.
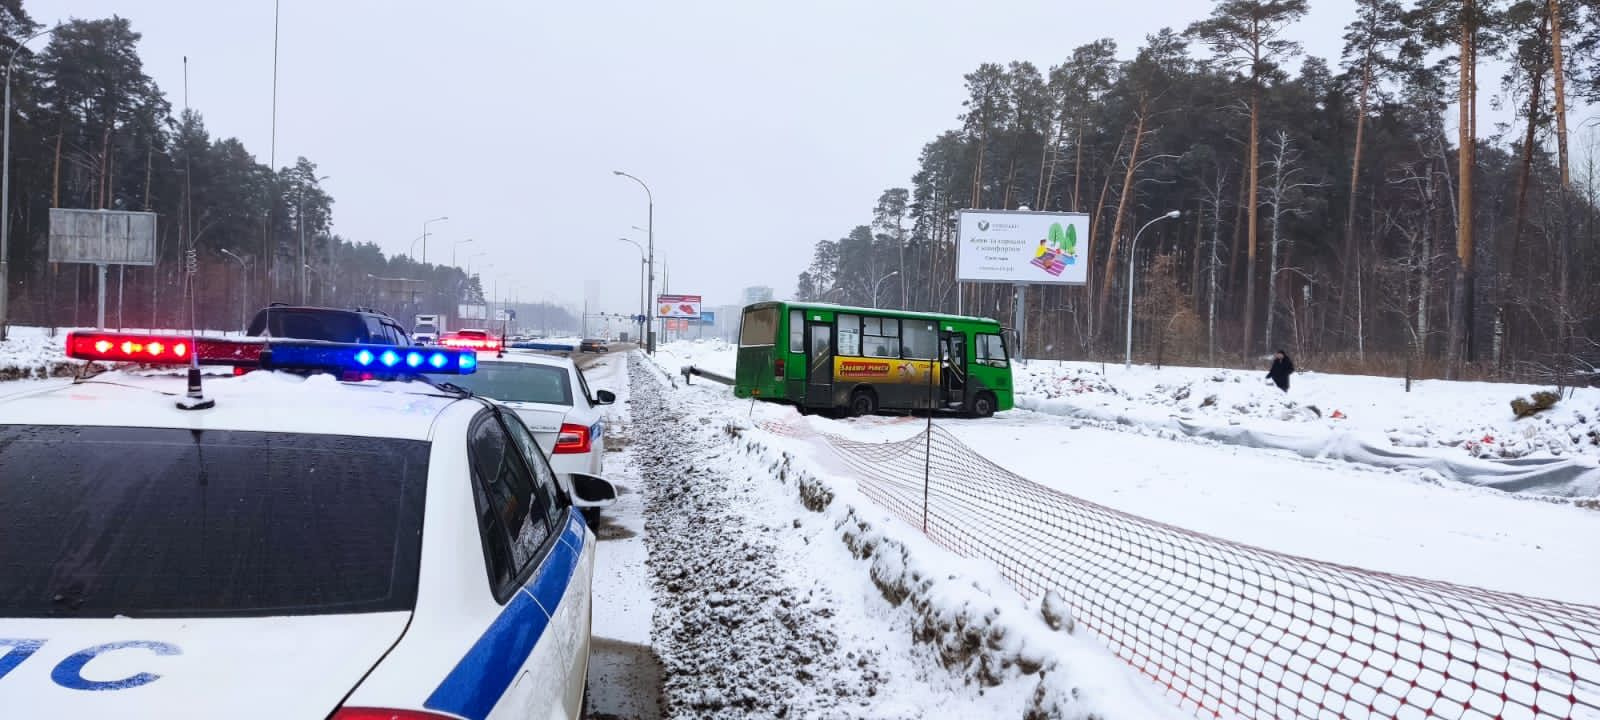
553,422,591,455
330,708,457,720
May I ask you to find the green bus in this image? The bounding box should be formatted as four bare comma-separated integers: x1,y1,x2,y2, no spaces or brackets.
734,301,1014,417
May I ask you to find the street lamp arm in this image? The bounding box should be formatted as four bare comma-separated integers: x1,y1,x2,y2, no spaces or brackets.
1124,210,1181,369
612,171,653,205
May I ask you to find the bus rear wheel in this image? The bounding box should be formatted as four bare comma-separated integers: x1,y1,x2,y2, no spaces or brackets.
970,392,996,418
848,388,878,417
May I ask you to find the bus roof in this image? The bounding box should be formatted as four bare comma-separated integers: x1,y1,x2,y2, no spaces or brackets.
746,301,1002,328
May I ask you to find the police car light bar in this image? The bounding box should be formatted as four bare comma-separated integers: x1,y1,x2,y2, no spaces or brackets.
263,343,478,375
65,331,264,364
65,332,477,375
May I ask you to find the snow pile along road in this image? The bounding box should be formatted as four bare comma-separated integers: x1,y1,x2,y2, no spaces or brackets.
0,327,72,380
629,353,1182,719
1016,361,1600,461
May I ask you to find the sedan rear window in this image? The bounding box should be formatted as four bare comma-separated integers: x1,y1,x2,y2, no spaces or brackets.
435,362,572,406
0,426,428,618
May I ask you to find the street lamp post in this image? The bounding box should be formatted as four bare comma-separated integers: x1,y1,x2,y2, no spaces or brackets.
1,25,58,340
220,249,249,331
871,270,900,309
465,251,487,279
453,237,473,268
618,237,647,342
421,216,447,265
1125,210,1182,369
613,171,654,353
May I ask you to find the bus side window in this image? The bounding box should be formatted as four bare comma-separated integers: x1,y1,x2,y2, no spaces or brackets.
977,333,1009,368
837,314,862,356
789,310,805,353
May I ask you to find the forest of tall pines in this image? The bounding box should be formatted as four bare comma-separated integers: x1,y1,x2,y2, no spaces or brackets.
794,0,1600,382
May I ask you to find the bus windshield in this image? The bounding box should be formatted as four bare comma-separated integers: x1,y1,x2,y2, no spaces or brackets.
740,306,778,347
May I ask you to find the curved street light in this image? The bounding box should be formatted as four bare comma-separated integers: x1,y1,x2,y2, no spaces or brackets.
613,171,654,352
1125,210,1182,369
420,215,448,264
220,249,250,331
1,25,60,340
453,237,474,267
871,270,900,309
618,237,647,339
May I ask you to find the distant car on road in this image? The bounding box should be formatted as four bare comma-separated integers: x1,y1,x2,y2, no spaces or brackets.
247,305,411,345
440,328,500,350
412,313,442,344
579,339,609,353
433,350,614,523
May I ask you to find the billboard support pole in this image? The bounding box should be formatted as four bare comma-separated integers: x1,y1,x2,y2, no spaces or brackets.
96,263,107,329
1012,284,1025,362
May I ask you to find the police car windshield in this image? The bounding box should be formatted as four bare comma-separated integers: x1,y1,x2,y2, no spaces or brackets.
434,362,572,406
0,426,427,618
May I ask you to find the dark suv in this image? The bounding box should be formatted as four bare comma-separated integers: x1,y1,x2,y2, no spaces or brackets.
247,305,411,345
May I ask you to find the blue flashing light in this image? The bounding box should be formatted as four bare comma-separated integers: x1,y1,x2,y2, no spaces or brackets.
260,342,477,375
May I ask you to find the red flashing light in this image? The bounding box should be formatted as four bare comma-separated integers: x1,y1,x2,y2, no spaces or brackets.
553,422,592,455
68,332,197,363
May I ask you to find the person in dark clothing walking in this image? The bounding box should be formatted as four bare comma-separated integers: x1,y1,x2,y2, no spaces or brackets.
1267,350,1294,392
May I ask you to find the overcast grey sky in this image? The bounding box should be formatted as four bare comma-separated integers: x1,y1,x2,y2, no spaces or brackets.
29,0,1409,311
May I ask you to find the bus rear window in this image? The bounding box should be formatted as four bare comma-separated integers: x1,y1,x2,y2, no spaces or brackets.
0,426,428,618
740,307,779,347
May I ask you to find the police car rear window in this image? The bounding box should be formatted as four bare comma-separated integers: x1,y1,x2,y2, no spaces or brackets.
435,362,572,406
0,426,427,618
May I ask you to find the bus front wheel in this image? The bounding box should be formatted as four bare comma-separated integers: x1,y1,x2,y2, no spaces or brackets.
848,388,878,417
971,392,996,418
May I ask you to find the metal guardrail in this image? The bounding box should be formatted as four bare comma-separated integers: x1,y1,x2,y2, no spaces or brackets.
681,365,734,386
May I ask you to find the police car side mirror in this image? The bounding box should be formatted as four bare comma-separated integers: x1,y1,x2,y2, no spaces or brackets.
594,389,616,405
567,472,617,507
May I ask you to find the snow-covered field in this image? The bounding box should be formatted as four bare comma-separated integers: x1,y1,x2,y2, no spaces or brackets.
623,352,1180,718
1020,360,1600,462
647,340,1600,604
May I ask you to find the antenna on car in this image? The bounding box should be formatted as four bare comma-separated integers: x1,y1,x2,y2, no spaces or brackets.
175,56,213,411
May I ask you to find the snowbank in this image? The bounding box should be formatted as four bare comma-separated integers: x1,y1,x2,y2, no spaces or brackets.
642,347,1184,718
653,340,1600,497
1016,362,1600,497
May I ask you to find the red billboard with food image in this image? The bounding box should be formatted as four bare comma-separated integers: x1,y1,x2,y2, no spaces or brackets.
657,294,702,319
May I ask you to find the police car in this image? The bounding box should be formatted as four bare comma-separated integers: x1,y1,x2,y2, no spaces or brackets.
0,331,616,719
434,351,612,517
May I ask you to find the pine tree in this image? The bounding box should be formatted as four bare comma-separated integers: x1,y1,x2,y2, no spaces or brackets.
1189,0,1310,359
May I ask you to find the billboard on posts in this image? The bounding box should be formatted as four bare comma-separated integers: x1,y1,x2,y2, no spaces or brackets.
48,209,157,266
956,210,1090,285
657,294,702,319
458,303,487,320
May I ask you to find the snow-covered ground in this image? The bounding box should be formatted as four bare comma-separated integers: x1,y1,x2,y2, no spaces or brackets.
647,340,1600,605
623,352,1180,718
1019,360,1600,462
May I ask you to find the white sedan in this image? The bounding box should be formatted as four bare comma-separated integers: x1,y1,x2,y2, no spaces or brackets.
0,332,616,720
435,351,614,519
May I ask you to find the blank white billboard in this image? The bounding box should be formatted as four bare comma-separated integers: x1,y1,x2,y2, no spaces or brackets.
956,210,1089,285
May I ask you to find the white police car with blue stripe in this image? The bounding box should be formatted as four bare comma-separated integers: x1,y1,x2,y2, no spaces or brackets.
0,331,617,720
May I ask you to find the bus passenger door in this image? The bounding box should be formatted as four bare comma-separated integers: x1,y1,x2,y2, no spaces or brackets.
941,333,967,410
806,323,834,409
